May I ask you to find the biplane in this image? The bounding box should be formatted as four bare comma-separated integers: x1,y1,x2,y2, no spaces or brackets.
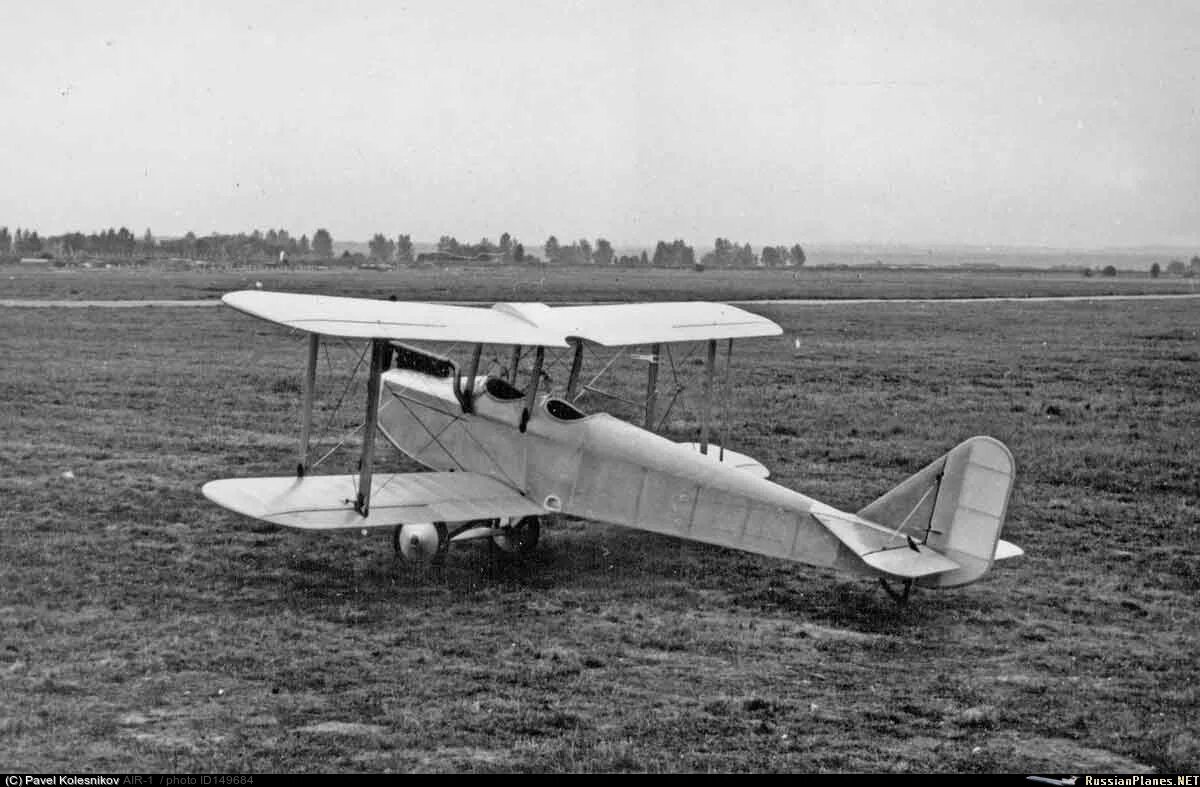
203,290,1022,599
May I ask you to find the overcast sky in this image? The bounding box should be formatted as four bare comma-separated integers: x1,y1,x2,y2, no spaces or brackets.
2,0,1198,248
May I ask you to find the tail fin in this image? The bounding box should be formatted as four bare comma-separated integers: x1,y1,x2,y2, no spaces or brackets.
858,435,1019,588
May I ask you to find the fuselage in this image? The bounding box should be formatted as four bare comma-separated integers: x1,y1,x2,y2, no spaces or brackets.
376,368,872,576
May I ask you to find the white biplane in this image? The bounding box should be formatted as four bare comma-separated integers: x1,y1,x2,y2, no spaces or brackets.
203,290,1022,600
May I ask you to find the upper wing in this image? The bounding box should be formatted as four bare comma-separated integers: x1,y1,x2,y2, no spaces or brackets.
222,291,567,346
547,302,782,345
202,471,545,530
222,291,781,347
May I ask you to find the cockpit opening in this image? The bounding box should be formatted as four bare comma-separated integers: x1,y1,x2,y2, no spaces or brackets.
485,376,525,401
546,398,586,421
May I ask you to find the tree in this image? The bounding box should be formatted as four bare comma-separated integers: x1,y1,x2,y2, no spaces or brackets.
499,232,513,261
761,246,782,268
734,243,756,268
1166,259,1186,276
396,234,414,264
312,228,333,258
639,250,649,266
651,241,667,267
650,239,695,267
0,226,10,254
15,228,43,254
1191,256,1200,277
544,236,560,263
299,234,310,255
577,238,593,265
1150,262,1161,279
513,242,525,263
789,244,806,267
368,233,396,262
712,238,736,267
1101,265,1117,277
594,238,614,265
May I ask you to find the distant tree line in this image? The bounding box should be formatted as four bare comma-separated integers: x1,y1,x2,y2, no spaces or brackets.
157,228,327,263
699,239,805,269
9,221,1200,278
1159,257,1200,277
362,231,806,269
1,222,810,271
0,227,47,255
0,225,345,265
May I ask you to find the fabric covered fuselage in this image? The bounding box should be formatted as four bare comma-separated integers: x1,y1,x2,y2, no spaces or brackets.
377,369,870,577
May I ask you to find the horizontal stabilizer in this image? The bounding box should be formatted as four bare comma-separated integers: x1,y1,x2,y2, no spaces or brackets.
994,539,1024,561
202,472,543,530
811,507,961,579
860,544,961,579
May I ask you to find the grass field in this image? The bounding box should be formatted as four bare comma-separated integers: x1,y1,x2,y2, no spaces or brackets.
4,262,1199,303
1,274,1198,772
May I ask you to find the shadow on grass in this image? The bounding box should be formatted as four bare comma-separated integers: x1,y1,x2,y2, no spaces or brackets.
212,518,984,643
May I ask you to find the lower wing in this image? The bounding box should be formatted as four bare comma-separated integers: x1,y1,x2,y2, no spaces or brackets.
202,472,544,530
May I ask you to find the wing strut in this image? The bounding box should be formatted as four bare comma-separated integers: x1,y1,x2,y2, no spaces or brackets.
507,345,522,382
454,343,483,413
355,338,388,516
565,339,584,401
520,346,544,433
720,338,733,461
699,339,717,454
644,342,660,429
298,333,320,477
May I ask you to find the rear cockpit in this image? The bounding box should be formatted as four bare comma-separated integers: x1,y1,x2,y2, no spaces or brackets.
483,374,589,422
545,397,586,421
483,376,524,401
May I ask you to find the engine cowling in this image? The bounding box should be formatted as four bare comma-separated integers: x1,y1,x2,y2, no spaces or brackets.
394,522,445,563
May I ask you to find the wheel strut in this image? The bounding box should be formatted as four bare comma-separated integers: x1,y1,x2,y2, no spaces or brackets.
879,577,915,604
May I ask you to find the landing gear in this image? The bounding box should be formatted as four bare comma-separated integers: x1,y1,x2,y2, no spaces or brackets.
879,577,915,604
492,515,542,555
393,522,449,565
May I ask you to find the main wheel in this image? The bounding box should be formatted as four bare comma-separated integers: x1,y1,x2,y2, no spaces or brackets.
393,521,449,565
492,515,541,555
